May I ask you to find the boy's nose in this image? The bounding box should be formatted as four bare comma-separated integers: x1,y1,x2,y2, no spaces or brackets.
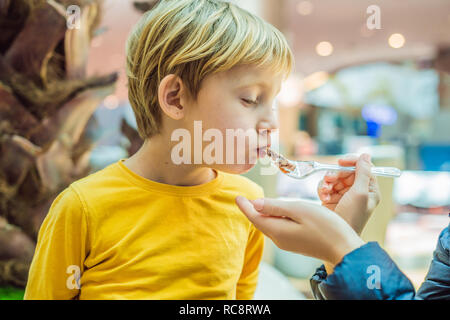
257,116,278,133
257,119,277,148
262,102,279,131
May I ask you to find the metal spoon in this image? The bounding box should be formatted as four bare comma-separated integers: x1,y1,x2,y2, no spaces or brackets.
266,148,402,179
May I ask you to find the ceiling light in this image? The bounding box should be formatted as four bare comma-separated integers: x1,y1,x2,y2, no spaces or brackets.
104,94,119,109
388,33,405,49
315,41,333,56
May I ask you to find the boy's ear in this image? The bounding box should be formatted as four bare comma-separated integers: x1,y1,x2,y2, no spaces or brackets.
158,74,187,120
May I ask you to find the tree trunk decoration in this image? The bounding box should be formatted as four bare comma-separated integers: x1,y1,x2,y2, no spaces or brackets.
0,0,117,287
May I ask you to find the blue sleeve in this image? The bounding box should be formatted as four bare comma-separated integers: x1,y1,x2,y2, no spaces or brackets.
310,224,449,300
416,225,450,300
310,242,416,300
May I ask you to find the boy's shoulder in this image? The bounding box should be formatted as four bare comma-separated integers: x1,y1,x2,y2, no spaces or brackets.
65,161,127,209
42,163,121,223
219,171,264,199
70,161,120,192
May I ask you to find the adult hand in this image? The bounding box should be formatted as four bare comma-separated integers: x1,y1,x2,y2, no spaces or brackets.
317,153,381,235
235,197,365,266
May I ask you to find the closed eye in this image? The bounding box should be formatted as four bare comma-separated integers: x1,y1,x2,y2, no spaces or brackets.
241,98,258,106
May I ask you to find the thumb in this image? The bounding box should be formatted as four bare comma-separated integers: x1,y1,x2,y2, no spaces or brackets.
235,196,273,234
235,196,300,237
250,198,291,217
250,198,307,222
351,153,372,193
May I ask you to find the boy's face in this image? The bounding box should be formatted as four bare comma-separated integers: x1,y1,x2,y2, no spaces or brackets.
181,65,284,174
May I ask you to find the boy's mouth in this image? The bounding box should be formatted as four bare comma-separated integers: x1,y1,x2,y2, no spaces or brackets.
256,135,271,158
256,145,270,158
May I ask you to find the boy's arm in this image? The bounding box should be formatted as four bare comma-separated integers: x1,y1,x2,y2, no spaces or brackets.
24,186,89,300
235,224,265,300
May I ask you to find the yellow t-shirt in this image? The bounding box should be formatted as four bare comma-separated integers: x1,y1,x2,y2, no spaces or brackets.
24,160,264,300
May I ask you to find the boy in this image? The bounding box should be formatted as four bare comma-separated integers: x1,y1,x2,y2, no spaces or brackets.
24,0,293,299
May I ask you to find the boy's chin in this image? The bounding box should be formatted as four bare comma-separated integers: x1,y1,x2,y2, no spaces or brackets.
212,163,257,175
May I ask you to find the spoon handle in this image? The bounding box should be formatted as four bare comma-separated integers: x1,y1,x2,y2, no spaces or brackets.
371,166,402,177
315,163,402,177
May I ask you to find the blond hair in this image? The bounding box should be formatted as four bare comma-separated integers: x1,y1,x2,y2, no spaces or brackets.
126,0,294,139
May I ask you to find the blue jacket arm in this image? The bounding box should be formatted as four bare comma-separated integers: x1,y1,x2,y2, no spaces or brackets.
310,224,449,300
416,225,450,299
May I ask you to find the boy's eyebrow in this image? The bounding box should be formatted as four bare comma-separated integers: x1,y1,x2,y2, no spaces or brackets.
236,81,274,91
236,80,282,97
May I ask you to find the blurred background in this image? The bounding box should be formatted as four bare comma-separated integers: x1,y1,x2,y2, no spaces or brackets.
0,0,449,299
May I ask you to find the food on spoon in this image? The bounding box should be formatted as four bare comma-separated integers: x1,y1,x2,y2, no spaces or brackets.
266,148,296,173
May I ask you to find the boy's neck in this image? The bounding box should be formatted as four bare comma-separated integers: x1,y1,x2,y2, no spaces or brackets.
123,136,216,187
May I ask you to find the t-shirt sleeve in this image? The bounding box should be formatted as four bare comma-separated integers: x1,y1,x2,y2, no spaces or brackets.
24,185,90,300
236,183,265,300
236,225,265,300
